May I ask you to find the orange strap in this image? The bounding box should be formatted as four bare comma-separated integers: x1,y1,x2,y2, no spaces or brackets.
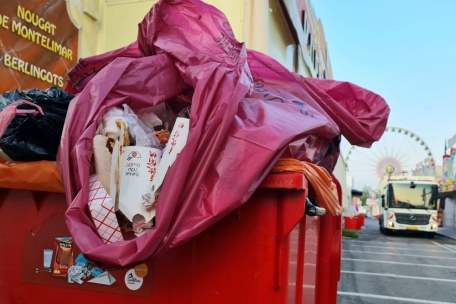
271,158,343,216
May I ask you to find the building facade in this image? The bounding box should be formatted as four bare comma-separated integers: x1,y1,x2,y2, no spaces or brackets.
65,0,332,77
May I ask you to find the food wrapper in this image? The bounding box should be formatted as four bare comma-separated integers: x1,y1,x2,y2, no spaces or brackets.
52,237,74,277
93,135,116,193
123,104,160,148
88,175,123,244
101,107,124,140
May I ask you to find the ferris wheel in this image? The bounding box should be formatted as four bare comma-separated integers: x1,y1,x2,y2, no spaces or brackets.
344,127,434,190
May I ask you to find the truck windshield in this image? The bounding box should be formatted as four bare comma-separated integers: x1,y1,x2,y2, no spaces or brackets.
388,183,438,210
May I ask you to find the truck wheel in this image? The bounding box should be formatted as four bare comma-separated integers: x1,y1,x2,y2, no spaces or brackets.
383,228,391,235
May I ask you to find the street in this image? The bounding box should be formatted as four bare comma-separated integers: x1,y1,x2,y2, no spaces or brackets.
338,218,456,304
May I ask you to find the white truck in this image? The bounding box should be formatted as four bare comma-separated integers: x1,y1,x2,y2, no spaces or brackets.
379,176,439,238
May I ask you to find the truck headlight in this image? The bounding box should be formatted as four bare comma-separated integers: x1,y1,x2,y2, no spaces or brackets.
388,221,394,228
431,224,437,230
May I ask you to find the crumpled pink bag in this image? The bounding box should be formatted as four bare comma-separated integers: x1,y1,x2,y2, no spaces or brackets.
58,0,389,267
0,100,44,138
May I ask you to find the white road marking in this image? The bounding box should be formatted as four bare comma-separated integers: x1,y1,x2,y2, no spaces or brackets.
343,239,440,248
446,245,456,252
343,249,456,260
341,270,456,283
337,291,456,304
432,241,456,253
343,244,451,253
342,258,456,269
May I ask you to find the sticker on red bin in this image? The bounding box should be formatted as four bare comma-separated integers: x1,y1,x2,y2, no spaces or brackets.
125,269,143,290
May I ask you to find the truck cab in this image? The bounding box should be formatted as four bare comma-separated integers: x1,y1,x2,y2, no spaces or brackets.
379,176,439,237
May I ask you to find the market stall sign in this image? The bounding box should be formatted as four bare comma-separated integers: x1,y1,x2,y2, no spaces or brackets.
0,0,78,93
439,148,456,193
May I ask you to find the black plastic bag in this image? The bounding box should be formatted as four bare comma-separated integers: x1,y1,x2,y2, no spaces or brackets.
0,87,74,161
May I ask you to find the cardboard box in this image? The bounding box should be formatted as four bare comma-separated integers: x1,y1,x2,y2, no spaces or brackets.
141,117,190,209
118,147,163,222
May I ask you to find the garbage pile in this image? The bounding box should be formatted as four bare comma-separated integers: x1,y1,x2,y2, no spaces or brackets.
89,101,192,242
0,87,71,192
0,87,73,162
0,0,389,267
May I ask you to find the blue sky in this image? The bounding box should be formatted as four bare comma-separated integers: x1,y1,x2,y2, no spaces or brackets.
311,0,456,168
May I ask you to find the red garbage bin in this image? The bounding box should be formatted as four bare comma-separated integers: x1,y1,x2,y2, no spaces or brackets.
344,216,358,230
358,214,365,227
0,172,341,304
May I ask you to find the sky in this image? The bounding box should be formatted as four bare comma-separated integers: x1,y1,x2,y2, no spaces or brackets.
310,0,456,178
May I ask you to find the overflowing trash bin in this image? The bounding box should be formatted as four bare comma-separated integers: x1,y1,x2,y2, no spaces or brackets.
0,0,389,303
0,171,342,304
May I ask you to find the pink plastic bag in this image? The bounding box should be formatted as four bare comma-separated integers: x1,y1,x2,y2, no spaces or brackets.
59,0,389,267
246,50,390,148
0,100,44,138
66,42,142,94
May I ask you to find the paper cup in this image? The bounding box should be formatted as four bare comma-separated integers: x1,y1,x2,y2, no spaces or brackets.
43,249,53,269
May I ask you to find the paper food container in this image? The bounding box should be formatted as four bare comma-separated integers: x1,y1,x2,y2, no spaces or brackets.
150,117,189,192
118,146,163,222
141,117,190,208
88,175,124,244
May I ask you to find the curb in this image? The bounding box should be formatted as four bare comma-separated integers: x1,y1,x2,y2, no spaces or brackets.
436,232,456,241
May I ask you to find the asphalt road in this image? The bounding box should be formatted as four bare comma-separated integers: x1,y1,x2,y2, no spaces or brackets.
338,218,456,304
